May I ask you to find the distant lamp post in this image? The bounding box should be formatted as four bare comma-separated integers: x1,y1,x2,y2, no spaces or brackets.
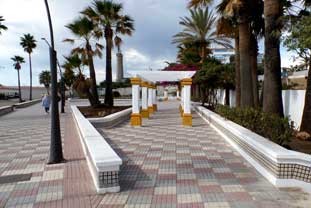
41,37,65,113
44,0,64,164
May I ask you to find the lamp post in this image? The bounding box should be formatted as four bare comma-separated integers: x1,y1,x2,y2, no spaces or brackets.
44,0,64,164
41,37,65,113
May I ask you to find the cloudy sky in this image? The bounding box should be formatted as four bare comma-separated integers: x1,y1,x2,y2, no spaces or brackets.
0,0,298,87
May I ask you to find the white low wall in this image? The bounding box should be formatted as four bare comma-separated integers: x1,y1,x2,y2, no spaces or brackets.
71,105,122,194
13,99,41,108
89,107,132,127
195,105,311,193
216,89,306,129
0,106,14,116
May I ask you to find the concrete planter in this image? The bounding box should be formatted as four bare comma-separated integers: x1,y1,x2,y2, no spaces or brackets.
88,107,132,128
71,105,122,194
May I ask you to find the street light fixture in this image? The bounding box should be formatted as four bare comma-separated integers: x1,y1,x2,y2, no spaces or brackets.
44,0,64,164
41,37,65,113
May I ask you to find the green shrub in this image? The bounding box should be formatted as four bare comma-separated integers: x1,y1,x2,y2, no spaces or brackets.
215,105,293,146
113,91,121,98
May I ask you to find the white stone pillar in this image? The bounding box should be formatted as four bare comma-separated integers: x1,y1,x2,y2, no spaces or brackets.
179,86,184,117
130,78,142,126
177,90,180,99
141,82,149,118
148,84,154,114
152,86,157,111
164,89,168,101
181,78,192,126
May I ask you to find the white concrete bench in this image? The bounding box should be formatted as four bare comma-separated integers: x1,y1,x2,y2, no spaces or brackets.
195,105,311,193
71,105,122,194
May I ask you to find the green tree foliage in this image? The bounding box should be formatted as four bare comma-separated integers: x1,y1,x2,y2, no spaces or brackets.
11,56,25,102
284,14,311,133
20,33,37,100
100,78,131,89
82,0,134,107
0,16,8,35
39,70,51,93
172,7,231,64
65,17,103,106
194,58,235,107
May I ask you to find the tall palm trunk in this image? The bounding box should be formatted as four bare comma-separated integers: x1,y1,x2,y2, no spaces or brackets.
300,61,311,133
28,53,32,100
263,0,284,117
250,34,259,107
200,42,207,63
86,41,100,106
17,70,22,103
239,15,254,108
104,26,114,107
235,35,241,107
225,87,230,106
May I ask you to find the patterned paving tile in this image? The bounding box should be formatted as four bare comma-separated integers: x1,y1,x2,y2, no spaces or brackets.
0,101,311,207
100,101,311,207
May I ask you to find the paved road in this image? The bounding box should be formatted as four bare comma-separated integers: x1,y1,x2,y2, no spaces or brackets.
100,101,311,208
0,101,310,208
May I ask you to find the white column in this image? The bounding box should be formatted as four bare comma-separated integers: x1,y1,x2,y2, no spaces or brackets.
183,85,191,114
181,87,184,108
148,84,154,113
152,86,157,111
164,90,168,101
130,78,142,126
177,90,180,99
141,82,149,118
181,78,192,126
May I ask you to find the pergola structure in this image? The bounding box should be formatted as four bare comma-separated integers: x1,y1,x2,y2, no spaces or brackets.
129,71,196,127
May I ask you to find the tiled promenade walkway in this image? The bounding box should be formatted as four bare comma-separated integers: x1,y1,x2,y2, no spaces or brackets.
0,104,100,207
100,101,311,208
0,101,310,208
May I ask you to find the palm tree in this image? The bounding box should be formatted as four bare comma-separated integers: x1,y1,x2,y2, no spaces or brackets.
65,17,103,107
62,54,89,98
20,34,37,101
82,0,135,107
216,2,240,107
11,56,25,103
172,7,231,64
39,70,51,93
262,0,284,117
0,16,8,35
188,0,212,8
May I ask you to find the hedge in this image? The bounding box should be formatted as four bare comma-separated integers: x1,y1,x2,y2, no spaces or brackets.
215,105,293,146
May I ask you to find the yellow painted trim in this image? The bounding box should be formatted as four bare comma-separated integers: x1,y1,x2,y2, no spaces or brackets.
141,81,149,88
141,109,149,118
148,106,154,114
131,113,142,126
181,78,192,86
153,104,157,111
130,78,141,85
179,105,184,117
182,113,192,126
